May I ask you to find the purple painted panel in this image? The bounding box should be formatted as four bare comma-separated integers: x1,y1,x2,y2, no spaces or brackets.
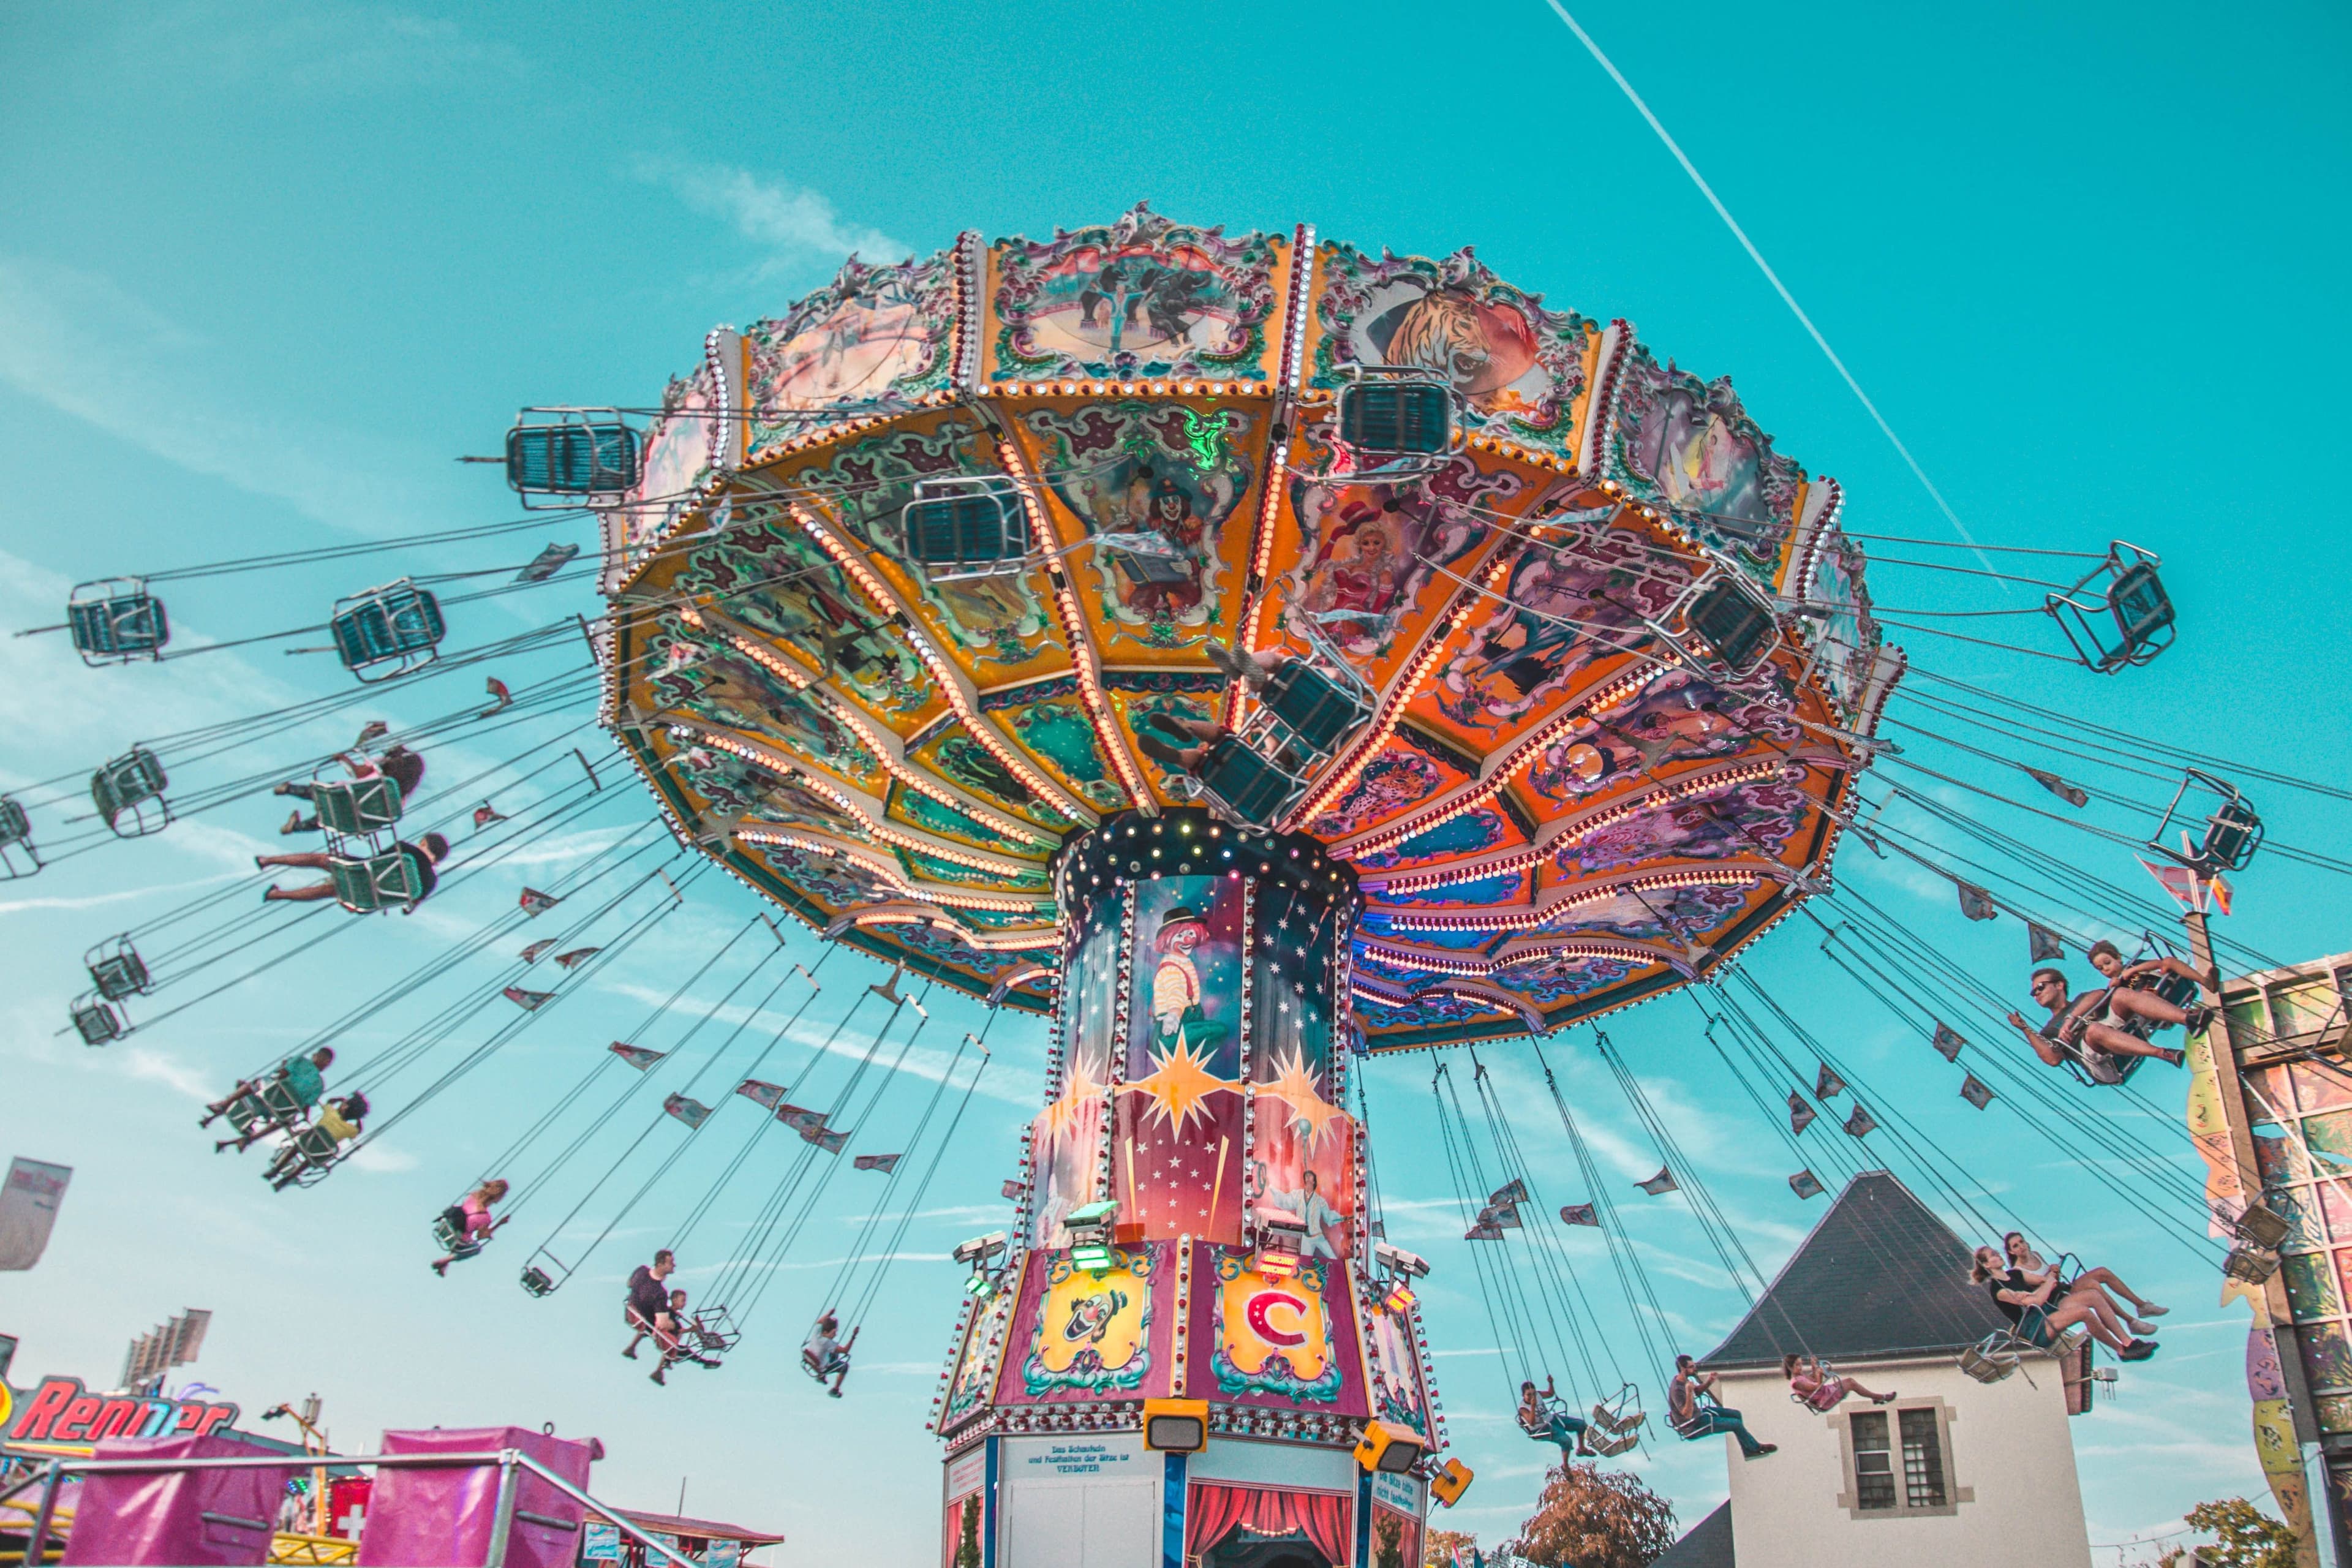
355,1427,601,1568
61,1434,293,1567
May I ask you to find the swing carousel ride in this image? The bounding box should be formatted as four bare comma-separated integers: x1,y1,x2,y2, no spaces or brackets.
21,203,2306,1558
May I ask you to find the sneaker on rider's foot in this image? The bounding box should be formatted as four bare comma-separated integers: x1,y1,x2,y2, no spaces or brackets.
2118,1339,2158,1362
2139,1303,2169,1317
1746,1444,1777,1460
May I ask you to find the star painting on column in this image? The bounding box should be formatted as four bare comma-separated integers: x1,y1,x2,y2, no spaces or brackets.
1115,877,1247,1246
1031,897,1121,1248
1250,887,1354,1262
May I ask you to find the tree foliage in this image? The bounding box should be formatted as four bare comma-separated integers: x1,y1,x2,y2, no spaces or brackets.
1425,1528,1479,1568
1507,1463,1678,1568
2182,1498,2301,1568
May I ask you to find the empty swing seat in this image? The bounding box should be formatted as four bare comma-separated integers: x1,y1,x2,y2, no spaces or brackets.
333,580,446,682
506,419,641,497
1339,379,1453,458
0,794,31,852
519,1264,557,1297
1198,738,1303,828
311,775,405,837
92,747,171,837
1960,1332,2027,1384
88,938,151,1000
1262,660,1371,755
903,483,1029,578
330,848,426,913
72,997,126,1046
2105,559,2175,663
67,578,170,664
1684,578,1777,675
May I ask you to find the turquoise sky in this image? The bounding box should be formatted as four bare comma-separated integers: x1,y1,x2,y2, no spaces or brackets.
3,1,2348,1561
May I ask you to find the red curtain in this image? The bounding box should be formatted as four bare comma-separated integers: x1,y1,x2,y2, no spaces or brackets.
1185,1483,1352,1566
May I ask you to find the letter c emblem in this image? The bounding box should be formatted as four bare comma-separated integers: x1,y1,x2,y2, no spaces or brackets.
1246,1291,1310,1348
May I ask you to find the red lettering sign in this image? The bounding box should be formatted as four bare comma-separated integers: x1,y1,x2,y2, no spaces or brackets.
6,1376,238,1446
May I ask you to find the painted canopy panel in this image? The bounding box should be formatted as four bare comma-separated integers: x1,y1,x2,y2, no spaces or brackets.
598,206,1883,1042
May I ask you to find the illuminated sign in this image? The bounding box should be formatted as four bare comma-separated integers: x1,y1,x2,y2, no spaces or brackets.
5,1376,239,1444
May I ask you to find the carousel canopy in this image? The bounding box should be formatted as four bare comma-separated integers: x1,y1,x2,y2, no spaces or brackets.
594,203,1896,1049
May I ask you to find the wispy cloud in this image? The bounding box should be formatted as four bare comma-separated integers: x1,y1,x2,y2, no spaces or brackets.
127,0,524,92
0,257,447,537
631,158,911,276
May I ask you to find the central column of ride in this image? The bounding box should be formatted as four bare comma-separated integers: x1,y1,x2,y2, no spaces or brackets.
933,809,1444,1568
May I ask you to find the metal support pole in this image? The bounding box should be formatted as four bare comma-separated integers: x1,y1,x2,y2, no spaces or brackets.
483,1450,521,1568
24,1463,62,1567
2187,912,2348,1568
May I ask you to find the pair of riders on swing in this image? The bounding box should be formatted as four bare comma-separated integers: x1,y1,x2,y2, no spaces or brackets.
2007,940,2214,1079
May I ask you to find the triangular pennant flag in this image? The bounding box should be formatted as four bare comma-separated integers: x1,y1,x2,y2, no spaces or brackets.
1558,1203,1599,1227
2024,768,2089,808
2136,856,2201,912
481,676,513,716
553,947,601,970
1479,1204,1522,1231
1956,881,1998,921
1844,1104,1878,1138
1960,1074,1996,1110
1489,1178,1531,1208
518,888,559,916
1931,1022,1967,1063
1463,1222,1506,1241
1815,1064,1846,1101
1636,1166,1678,1196
1788,1091,1817,1134
1369,1219,1386,1239
662,1093,712,1130
2027,922,2065,962
735,1079,787,1109
2208,875,2234,917
502,986,553,1011
1001,1178,1026,1200
473,802,507,831
854,1153,903,1173
774,1104,824,1133
520,938,557,963
515,543,580,584
1789,1169,1824,1200
609,1042,664,1070
801,1123,849,1153
354,720,390,747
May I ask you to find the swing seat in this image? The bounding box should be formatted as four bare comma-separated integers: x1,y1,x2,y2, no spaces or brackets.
92,747,171,838
218,1090,275,1140
68,578,170,663
270,1124,344,1189
1682,577,1778,676
1589,1384,1646,1435
1260,660,1371,756
0,794,36,880
506,413,641,499
519,1264,557,1297
87,938,150,1001
332,579,446,682
1667,1406,1715,1441
1585,1426,1640,1458
256,1077,309,1125
1337,375,1454,464
1960,1332,2027,1384
312,775,405,838
431,1213,480,1256
70,996,126,1046
330,848,427,913
1197,737,1303,829
903,480,1030,581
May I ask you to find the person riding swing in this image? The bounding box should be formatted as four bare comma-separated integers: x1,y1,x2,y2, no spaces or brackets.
804,1310,856,1397
1666,1353,1776,1460
620,1249,676,1361
2005,966,2188,1080
431,1178,511,1275
1516,1377,1594,1459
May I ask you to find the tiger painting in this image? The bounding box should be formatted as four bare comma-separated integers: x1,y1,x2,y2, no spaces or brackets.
1375,287,1542,409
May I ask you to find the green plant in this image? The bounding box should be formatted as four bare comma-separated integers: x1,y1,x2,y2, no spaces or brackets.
2184,1498,2301,1568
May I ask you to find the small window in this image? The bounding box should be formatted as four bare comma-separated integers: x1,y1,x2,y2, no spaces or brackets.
1900,1408,1947,1509
1850,1411,1896,1510
1841,1401,1964,1520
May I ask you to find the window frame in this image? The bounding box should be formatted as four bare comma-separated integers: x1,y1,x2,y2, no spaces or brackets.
1831,1398,1969,1520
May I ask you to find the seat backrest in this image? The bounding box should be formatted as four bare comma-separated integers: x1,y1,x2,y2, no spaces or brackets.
1263,662,1369,755
1200,740,1301,827
258,1079,306,1120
